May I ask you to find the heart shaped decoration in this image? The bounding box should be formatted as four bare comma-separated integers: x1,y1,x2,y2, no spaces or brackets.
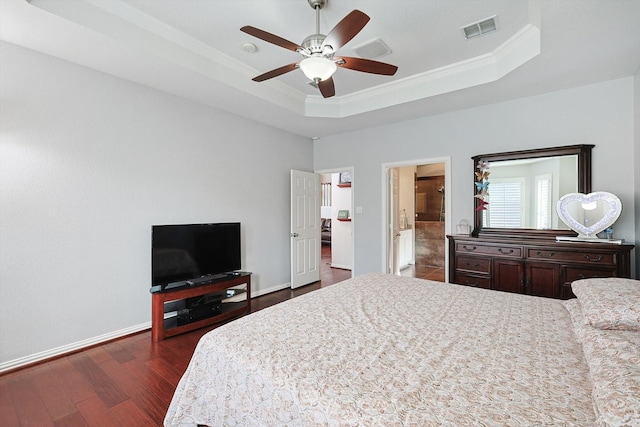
556,192,622,238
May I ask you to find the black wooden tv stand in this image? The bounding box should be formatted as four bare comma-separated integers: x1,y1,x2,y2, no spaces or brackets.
150,272,251,342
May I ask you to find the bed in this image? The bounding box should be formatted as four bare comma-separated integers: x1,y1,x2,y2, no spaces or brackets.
165,273,640,426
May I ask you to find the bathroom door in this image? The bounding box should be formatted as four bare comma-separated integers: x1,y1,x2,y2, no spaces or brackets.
387,168,400,275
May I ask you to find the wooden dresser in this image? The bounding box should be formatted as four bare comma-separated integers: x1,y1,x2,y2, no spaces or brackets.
447,235,634,299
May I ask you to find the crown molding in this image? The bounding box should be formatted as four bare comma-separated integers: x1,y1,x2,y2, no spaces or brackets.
305,24,540,118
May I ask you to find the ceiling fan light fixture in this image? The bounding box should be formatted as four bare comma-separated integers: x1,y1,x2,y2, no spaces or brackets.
242,8,396,97
299,56,337,81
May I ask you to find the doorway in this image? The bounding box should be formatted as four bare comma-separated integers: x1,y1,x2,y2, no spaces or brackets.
319,170,354,282
383,158,450,282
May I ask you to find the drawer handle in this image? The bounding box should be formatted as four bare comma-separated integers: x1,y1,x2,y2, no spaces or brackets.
462,245,477,252
536,251,555,257
465,280,479,287
584,254,603,262
498,248,514,254
465,262,481,268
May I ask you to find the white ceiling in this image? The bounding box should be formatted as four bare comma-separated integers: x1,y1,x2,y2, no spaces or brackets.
1,0,639,139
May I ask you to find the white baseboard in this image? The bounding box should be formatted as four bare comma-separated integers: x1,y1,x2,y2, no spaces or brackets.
0,282,295,374
330,263,352,270
252,282,291,297
0,321,151,374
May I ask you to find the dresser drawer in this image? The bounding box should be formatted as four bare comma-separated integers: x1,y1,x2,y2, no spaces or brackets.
527,249,615,265
456,256,491,274
454,273,492,289
563,266,618,283
455,243,522,258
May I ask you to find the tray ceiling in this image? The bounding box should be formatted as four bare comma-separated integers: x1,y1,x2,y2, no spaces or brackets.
1,0,639,138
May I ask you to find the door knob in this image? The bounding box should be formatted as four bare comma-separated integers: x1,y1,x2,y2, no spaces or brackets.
290,232,299,237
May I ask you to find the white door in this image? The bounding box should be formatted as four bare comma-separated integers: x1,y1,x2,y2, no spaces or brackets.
388,168,400,275
291,170,321,289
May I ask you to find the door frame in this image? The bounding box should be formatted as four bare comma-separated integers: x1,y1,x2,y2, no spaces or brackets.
388,167,400,275
381,157,452,281
316,167,355,279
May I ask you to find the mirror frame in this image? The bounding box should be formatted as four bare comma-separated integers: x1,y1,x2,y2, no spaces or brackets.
471,144,594,240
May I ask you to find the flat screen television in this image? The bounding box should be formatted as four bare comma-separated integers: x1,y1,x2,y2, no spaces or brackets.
152,222,241,287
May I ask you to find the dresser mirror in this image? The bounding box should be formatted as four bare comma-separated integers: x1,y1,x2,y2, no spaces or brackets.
472,145,594,239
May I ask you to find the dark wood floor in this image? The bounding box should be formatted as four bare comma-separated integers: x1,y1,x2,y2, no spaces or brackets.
0,246,442,426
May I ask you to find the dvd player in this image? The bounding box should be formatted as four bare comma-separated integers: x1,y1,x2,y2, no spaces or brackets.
177,302,222,325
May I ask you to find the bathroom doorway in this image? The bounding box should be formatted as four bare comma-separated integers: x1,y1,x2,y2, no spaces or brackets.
383,158,450,282
412,164,446,281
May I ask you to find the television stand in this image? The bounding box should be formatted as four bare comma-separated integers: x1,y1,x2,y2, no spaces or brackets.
149,272,251,342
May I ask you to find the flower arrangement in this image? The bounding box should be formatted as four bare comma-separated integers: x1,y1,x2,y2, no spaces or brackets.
474,160,490,211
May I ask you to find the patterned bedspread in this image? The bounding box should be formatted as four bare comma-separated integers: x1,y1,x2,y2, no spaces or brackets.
165,273,596,426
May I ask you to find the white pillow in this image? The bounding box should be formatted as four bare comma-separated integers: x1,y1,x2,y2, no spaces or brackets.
571,278,640,331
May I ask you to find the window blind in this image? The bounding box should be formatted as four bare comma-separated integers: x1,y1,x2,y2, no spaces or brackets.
535,175,551,229
484,181,522,228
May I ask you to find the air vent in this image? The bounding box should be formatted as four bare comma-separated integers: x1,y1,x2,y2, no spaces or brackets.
352,37,392,59
461,15,499,40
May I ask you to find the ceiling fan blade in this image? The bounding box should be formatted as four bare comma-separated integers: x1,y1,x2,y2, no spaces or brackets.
252,63,298,82
240,26,302,52
338,57,398,76
322,10,370,52
318,78,335,98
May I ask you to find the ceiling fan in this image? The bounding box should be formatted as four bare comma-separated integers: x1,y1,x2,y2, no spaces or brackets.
240,0,398,98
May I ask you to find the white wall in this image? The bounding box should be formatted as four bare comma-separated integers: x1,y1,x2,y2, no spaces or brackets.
314,77,637,277
0,42,312,367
